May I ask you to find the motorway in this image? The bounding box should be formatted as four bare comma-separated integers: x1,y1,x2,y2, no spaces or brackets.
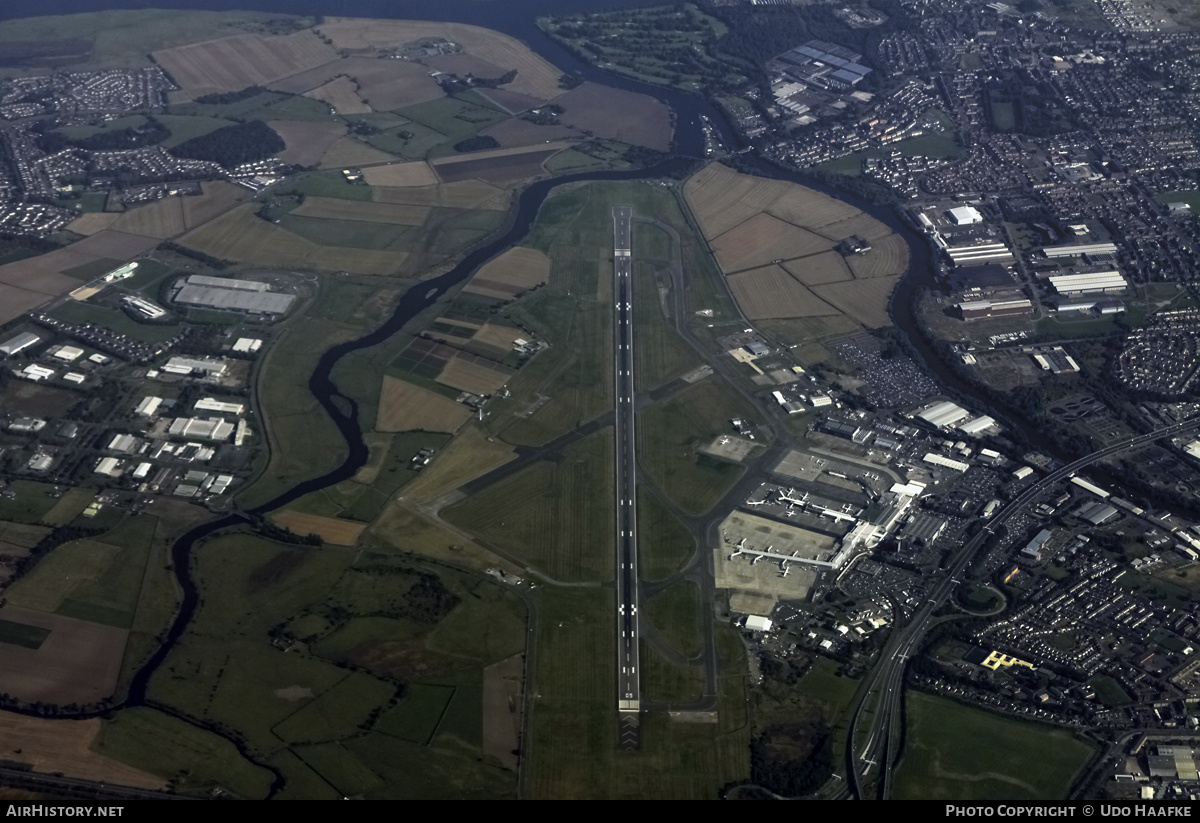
845,415,1200,799
613,205,642,750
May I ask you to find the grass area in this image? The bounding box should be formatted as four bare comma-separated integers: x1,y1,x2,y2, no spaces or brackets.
637,379,757,515
523,584,748,798
646,580,702,660
893,692,1095,800
1154,189,1200,213
443,430,613,583
289,172,375,202
124,532,521,799
236,316,354,511
394,95,508,147
48,299,180,343
640,640,705,704
632,257,704,391
0,618,50,650
364,122,447,161
990,99,1016,131
0,480,65,524
377,683,455,744
1157,563,1200,594
636,489,696,582
1088,674,1131,708
538,3,741,94
1117,570,1195,610
94,707,276,798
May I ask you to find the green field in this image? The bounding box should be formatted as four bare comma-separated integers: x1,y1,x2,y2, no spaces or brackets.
395,94,508,149
443,430,613,583
641,640,705,704
637,379,756,515
539,4,741,94
113,532,523,799
238,316,352,510
1154,189,1200,213
523,585,749,798
633,257,704,391
636,488,696,582
49,299,180,343
0,618,50,649
0,480,62,523
646,580,702,660
94,707,276,798
1088,674,1131,708
893,692,1095,800
290,171,375,202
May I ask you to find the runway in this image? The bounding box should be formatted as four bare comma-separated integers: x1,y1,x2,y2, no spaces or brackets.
612,205,641,750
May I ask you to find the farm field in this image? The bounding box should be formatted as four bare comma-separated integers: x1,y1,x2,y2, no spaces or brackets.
376,375,473,434
269,510,366,545
0,9,313,76
553,82,672,151
94,707,273,798
363,161,439,188
304,76,371,115
151,29,338,99
177,203,409,275
432,144,567,185
683,163,908,330
893,692,1095,800
0,604,127,704
0,712,165,791
727,266,838,321
319,136,402,169
711,213,834,273
274,56,443,112
464,245,550,300
316,18,565,101
291,197,430,226
482,117,582,149
270,120,347,167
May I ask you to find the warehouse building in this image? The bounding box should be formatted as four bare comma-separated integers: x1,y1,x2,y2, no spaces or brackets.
923,452,970,472
947,205,983,225
917,400,971,429
163,356,227,377
168,417,236,441
172,275,295,316
956,298,1033,320
1042,242,1118,259
0,332,41,356
1048,270,1127,295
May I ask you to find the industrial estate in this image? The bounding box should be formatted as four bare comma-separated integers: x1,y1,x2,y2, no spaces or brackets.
0,0,1197,805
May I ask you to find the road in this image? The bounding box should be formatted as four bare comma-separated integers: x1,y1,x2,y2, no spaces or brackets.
846,415,1200,799
612,205,642,750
